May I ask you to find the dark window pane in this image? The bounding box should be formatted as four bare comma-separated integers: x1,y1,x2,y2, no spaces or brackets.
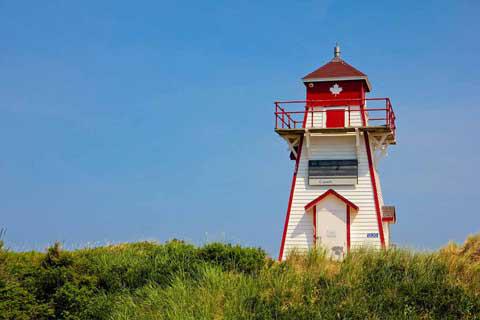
308,159,358,177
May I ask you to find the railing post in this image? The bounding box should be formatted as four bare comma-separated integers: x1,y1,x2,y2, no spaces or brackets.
348,106,351,127
387,99,391,128
311,106,313,128
275,102,278,129
360,101,366,127
386,99,389,127
390,100,392,126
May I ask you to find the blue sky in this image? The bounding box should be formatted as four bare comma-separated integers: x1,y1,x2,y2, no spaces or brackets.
0,1,479,255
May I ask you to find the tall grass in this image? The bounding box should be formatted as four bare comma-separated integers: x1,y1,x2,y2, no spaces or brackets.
1,236,479,319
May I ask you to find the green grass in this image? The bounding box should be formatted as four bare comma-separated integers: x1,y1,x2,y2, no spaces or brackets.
0,236,479,319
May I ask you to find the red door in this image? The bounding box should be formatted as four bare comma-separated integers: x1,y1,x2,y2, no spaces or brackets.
326,109,345,128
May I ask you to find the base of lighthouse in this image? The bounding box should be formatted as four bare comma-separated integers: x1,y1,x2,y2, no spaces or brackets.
278,132,394,261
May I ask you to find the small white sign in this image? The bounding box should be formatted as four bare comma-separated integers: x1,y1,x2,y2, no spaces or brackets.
326,230,336,238
309,178,357,186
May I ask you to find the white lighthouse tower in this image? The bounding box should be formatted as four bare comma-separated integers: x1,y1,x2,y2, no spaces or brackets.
276,45,397,260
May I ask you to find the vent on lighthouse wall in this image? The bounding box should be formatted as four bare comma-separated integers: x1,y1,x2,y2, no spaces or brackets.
308,159,358,186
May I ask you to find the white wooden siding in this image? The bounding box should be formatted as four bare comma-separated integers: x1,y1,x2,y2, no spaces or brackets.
373,156,387,246
282,135,382,259
383,222,390,248
304,107,363,129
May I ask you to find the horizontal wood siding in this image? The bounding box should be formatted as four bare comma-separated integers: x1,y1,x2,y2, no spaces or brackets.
374,167,385,211
282,135,381,258
383,222,390,248
305,107,324,128
305,108,363,129
373,156,387,247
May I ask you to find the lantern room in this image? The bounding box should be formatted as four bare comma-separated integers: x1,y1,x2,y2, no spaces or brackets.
274,44,395,143
303,44,371,108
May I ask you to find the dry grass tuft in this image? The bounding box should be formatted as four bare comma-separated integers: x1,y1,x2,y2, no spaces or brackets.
439,234,480,295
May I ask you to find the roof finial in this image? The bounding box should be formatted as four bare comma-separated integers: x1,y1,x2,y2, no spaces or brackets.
334,43,341,58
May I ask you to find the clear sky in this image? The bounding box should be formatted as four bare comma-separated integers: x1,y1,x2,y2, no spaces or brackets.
0,1,479,256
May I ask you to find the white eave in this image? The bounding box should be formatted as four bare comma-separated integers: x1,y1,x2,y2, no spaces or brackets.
302,76,372,92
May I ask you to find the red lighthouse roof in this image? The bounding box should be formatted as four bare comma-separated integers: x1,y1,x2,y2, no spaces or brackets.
302,44,371,92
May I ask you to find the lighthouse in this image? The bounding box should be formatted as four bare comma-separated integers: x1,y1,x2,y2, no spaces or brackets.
276,45,397,260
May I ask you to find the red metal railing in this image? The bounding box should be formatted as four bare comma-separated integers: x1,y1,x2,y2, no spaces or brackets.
274,98,396,138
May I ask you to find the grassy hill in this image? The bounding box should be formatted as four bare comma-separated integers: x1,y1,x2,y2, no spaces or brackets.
1,235,479,320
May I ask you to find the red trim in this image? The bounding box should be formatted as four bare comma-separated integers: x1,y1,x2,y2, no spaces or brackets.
364,132,386,248
277,137,303,261
304,189,359,211
274,98,395,136
278,107,309,261
313,206,317,247
346,205,351,252
359,88,366,126
360,104,366,126
382,217,395,223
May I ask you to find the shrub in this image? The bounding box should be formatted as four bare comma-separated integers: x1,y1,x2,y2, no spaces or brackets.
78,240,203,291
0,236,479,319
197,242,268,274
0,279,53,320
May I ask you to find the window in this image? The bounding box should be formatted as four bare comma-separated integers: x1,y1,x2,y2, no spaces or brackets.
308,159,358,186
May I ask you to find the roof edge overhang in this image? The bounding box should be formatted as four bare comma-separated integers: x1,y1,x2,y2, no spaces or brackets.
382,216,396,224
381,205,397,224
305,189,359,211
302,76,372,92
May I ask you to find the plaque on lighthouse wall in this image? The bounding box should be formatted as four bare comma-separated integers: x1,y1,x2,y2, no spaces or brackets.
308,159,358,186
